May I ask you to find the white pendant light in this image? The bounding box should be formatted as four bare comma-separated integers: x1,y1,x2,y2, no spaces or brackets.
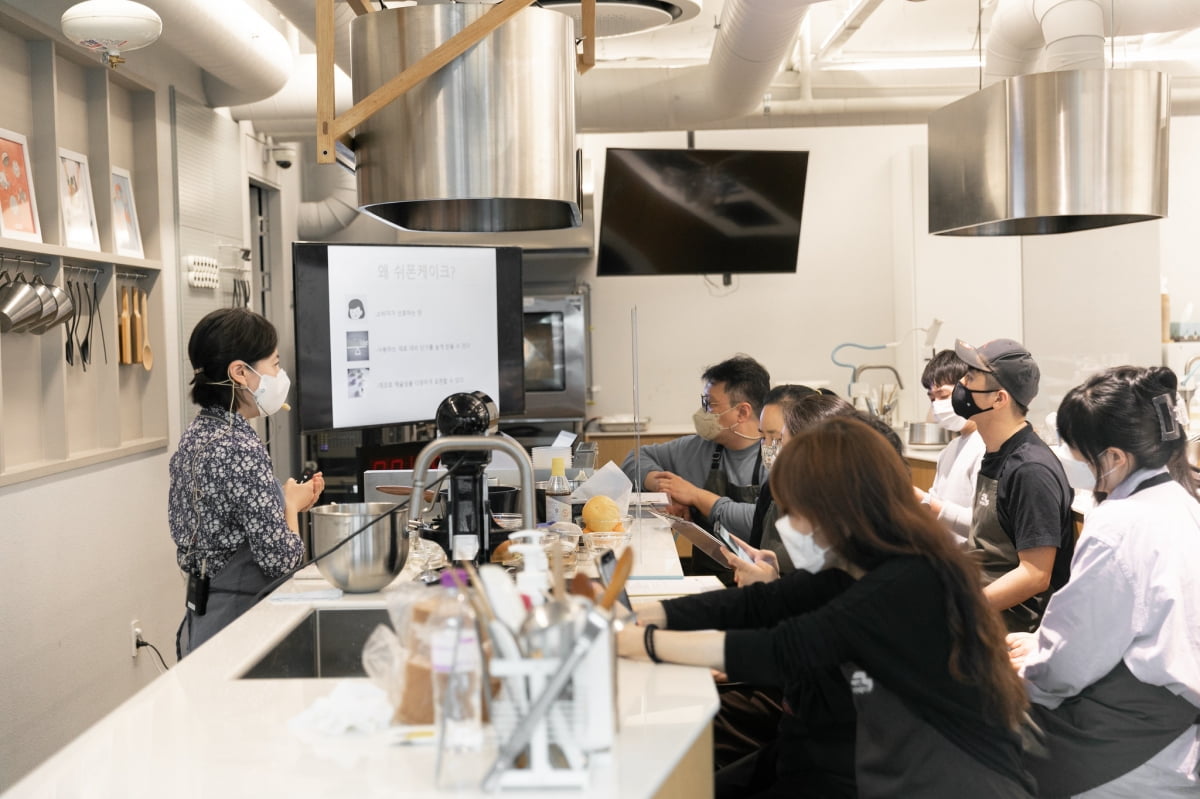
61,0,162,68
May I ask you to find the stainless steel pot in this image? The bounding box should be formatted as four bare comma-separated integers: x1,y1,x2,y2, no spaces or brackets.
309,502,410,592
908,422,952,446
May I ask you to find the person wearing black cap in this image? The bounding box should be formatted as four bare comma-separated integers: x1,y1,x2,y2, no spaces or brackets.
952,338,1074,633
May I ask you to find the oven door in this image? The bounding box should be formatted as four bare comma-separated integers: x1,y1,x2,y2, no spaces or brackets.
519,294,586,420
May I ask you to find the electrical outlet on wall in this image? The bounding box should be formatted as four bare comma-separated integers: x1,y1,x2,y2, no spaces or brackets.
130,619,143,659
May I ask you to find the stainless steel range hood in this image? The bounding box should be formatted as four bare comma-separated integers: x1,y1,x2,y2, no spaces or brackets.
351,4,580,233
928,69,1170,237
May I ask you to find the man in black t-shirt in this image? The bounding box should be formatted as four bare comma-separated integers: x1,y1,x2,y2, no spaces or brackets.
952,339,1074,632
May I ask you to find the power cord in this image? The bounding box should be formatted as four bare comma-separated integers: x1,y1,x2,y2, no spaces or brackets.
136,638,170,673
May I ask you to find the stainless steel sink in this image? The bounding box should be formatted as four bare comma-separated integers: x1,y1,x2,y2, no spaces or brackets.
240,608,390,679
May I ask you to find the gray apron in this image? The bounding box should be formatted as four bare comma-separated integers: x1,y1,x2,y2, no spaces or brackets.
175,541,270,658
757,501,797,575
1025,472,1200,797
968,471,1043,633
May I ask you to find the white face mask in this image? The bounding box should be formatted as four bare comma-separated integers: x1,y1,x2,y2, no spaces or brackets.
245,365,291,416
1054,445,1118,493
774,515,829,574
930,397,967,432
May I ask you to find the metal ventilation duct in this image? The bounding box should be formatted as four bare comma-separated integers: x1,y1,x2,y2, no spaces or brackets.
928,68,1170,236
351,4,580,233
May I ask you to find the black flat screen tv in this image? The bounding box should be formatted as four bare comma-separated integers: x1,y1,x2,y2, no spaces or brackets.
596,148,809,277
293,243,524,432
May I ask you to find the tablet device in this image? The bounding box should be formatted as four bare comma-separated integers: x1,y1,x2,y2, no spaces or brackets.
648,509,750,564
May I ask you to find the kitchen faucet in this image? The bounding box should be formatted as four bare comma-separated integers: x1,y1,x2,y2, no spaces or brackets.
850,364,905,421
409,435,537,561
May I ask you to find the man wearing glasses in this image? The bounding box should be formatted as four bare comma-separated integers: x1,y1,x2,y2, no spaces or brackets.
622,354,770,542
953,338,1074,633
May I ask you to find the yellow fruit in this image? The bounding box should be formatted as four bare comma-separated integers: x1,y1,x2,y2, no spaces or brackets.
582,495,620,532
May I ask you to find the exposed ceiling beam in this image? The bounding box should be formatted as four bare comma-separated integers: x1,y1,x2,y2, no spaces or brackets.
815,0,887,62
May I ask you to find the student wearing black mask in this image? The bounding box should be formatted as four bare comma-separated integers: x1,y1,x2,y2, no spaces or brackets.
952,338,1074,633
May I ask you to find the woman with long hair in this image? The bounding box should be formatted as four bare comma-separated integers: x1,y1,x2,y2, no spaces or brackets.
619,416,1034,797
1008,366,1200,797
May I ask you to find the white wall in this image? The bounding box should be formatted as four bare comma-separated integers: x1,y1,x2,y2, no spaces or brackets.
583,125,928,428
1161,116,1200,327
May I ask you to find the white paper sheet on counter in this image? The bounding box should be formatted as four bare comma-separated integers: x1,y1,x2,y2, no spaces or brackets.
626,576,724,597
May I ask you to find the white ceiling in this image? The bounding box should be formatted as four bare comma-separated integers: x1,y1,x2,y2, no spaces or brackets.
590,0,1200,100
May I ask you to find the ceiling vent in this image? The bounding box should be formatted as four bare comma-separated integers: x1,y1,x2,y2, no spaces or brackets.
536,0,700,38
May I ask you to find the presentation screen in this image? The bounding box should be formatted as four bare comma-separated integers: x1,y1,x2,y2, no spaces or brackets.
293,243,524,432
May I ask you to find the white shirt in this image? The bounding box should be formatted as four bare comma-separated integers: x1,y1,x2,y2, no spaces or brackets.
1021,467,1200,787
929,429,984,540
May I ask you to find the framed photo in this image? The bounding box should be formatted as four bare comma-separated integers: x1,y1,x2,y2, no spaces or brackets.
0,128,41,243
57,147,99,251
110,166,143,258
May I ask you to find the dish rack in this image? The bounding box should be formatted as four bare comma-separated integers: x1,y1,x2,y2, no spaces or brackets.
598,417,650,433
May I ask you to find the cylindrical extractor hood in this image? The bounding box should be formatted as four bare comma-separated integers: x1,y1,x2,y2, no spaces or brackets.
351,4,580,233
928,68,1170,236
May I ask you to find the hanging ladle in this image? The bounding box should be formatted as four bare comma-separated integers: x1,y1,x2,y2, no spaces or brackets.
78,279,94,369
64,279,78,366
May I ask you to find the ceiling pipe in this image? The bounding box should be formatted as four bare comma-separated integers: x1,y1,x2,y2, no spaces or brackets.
152,0,292,107
986,0,1200,83
228,53,353,137
269,0,355,74
298,159,359,239
576,0,830,131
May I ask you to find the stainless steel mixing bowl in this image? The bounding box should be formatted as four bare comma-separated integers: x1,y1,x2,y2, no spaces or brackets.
309,503,410,592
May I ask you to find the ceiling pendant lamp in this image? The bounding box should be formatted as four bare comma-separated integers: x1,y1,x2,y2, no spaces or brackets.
61,0,162,69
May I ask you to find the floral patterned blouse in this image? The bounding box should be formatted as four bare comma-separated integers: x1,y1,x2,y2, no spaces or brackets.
168,406,303,578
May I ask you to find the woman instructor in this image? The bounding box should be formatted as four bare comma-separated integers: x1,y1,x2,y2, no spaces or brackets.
169,308,323,658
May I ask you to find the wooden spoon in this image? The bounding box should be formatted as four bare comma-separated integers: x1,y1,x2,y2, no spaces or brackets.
118,286,131,365
140,288,153,371
131,287,142,364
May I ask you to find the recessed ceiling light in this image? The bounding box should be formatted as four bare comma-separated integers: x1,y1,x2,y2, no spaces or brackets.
536,0,700,39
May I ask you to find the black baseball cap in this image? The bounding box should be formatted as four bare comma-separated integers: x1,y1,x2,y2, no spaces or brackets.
954,338,1040,407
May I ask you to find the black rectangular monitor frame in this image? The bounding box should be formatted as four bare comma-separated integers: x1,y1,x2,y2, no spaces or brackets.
292,242,525,432
597,147,809,278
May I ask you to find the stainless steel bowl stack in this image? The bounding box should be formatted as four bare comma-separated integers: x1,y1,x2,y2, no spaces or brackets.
908,422,952,447
309,503,410,592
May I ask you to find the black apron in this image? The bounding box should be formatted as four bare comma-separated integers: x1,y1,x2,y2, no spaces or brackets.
176,541,270,658
757,501,796,576
1025,472,1200,797
968,470,1042,633
689,444,762,577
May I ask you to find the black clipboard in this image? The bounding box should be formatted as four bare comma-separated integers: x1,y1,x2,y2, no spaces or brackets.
649,509,750,564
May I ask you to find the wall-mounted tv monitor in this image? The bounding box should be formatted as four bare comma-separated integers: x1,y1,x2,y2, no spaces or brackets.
293,243,524,432
596,148,809,277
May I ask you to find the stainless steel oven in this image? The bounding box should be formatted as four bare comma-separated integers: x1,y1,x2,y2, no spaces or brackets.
512,292,587,422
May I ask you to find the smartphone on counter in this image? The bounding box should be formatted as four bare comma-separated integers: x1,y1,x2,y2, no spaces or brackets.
596,547,633,611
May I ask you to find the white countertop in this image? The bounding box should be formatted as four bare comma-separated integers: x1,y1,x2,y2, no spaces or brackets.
4,518,716,799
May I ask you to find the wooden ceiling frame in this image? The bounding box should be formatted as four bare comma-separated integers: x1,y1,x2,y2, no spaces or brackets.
316,0,597,164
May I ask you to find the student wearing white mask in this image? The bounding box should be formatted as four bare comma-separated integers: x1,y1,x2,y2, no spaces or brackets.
914,350,985,542
1007,366,1200,798
169,308,324,658
621,417,1035,798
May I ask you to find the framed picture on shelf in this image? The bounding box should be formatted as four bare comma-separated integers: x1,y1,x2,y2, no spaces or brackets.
57,147,100,251
110,166,143,258
0,128,41,243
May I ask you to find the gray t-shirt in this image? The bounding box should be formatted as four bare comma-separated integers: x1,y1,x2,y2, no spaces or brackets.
621,434,761,536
